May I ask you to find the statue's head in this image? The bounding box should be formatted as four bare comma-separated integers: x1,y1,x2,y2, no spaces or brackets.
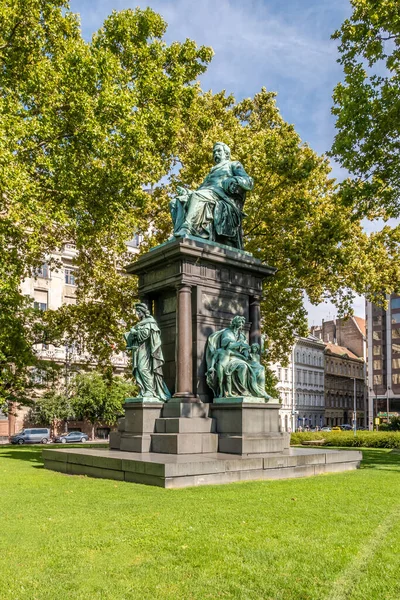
251,343,260,354
213,142,231,164
230,315,245,330
135,302,150,319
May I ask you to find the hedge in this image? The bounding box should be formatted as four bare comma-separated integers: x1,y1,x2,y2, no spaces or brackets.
290,431,400,449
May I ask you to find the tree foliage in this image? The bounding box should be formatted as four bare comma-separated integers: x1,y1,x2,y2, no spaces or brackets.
330,0,400,307
331,0,400,219
0,0,212,394
71,372,135,438
2,0,399,389
30,390,70,427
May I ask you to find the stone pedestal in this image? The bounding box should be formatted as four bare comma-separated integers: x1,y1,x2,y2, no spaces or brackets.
111,400,218,455
110,401,163,453
210,402,290,455
126,236,275,402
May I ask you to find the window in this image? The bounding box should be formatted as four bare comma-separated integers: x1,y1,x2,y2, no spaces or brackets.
393,329,400,339
393,358,400,369
392,314,400,324
373,374,382,385
393,373,400,385
373,331,382,341
391,297,400,309
65,268,76,285
31,368,46,385
393,343,400,354
319,357,322,366
373,315,382,326
373,345,381,356
284,369,288,381
373,360,382,370
33,290,48,311
277,367,281,380
35,263,49,278
296,352,299,361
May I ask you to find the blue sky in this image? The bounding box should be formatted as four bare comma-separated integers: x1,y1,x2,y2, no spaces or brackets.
70,0,365,324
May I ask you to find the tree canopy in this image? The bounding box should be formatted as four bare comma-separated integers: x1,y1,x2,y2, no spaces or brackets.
2,0,398,395
331,0,400,219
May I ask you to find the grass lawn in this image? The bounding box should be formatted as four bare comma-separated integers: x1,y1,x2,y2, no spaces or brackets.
1,446,400,600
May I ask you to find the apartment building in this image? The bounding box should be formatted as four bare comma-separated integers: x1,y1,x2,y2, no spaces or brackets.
3,240,141,438
270,334,325,432
366,294,400,428
311,316,367,427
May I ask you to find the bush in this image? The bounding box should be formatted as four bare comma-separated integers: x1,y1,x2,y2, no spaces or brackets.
290,431,400,449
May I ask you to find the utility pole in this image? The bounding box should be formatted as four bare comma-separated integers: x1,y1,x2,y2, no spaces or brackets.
353,377,357,437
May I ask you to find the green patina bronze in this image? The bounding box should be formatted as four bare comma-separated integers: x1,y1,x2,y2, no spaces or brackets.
124,303,171,403
206,316,271,402
170,142,253,249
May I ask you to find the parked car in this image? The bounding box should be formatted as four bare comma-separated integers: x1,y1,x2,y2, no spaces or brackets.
10,428,51,445
331,426,342,431
340,424,353,431
321,427,332,432
53,431,89,444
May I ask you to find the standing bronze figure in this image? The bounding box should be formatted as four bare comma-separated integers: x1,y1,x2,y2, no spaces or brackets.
124,303,171,402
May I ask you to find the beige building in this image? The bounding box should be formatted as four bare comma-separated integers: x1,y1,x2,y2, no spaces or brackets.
2,240,141,439
270,334,325,432
311,316,367,427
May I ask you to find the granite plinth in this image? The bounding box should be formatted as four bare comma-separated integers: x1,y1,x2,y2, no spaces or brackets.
210,401,289,455
43,447,363,489
213,396,269,404
111,400,217,454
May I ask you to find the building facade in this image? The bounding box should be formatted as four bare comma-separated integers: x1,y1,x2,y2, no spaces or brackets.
324,343,366,427
366,294,400,428
311,316,367,427
2,243,135,439
271,335,325,432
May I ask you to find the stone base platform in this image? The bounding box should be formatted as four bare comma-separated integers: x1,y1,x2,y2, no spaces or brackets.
43,447,362,489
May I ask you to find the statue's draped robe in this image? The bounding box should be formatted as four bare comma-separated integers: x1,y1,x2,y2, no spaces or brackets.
125,316,171,401
206,327,268,399
172,159,253,249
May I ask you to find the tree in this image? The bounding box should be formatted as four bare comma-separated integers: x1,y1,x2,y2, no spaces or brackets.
29,390,70,432
0,1,213,395
71,372,135,439
153,88,378,360
3,1,397,382
331,0,400,219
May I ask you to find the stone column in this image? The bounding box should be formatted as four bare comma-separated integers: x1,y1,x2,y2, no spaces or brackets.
249,296,262,347
174,283,194,399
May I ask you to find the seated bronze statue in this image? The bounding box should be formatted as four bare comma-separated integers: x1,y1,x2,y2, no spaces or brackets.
170,142,253,250
206,316,271,400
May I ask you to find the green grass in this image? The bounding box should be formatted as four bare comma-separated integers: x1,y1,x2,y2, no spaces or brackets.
1,446,400,600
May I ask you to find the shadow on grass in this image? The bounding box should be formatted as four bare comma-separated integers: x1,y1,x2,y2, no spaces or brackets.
0,447,43,463
0,444,107,464
361,449,400,471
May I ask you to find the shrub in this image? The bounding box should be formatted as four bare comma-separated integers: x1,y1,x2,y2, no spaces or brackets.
290,431,400,449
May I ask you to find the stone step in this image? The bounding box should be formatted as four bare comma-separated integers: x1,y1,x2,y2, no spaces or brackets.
120,433,151,453
162,401,209,418
155,417,216,434
218,434,287,455
151,432,218,454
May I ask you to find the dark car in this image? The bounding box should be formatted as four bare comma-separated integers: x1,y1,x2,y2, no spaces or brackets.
53,431,89,444
10,428,51,445
340,424,353,431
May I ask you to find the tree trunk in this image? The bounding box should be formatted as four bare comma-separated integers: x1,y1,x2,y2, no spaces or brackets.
91,423,95,440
